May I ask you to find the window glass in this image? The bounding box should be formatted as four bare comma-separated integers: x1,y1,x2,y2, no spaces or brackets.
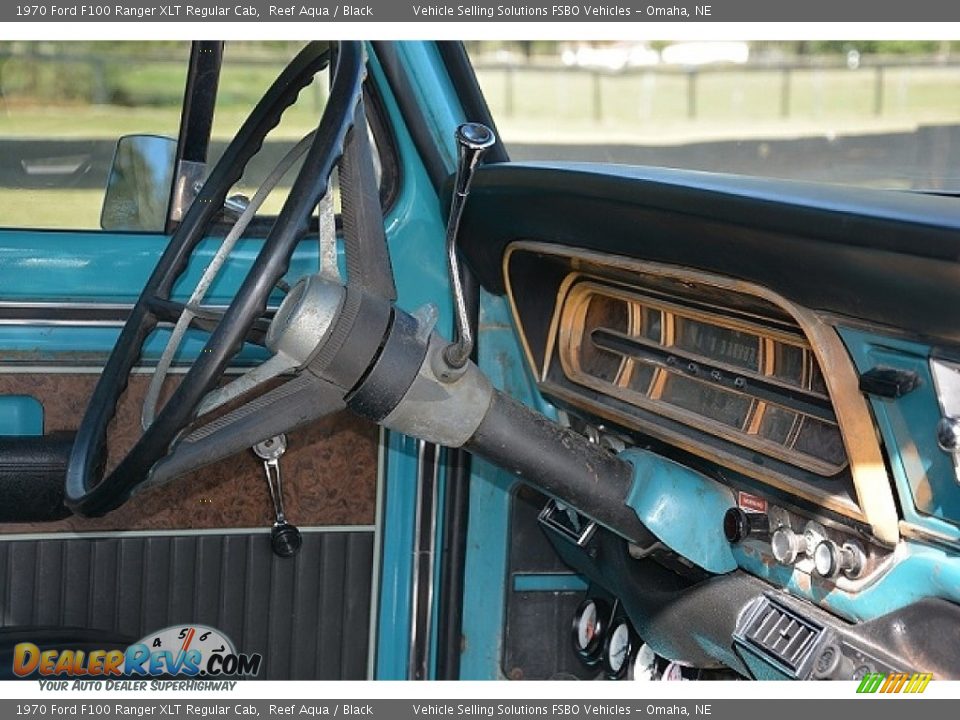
467,40,960,192
207,41,333,217
0,41,189,229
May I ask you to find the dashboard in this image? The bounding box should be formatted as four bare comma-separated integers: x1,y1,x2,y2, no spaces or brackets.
502,241,902,679
505,239,894,545
456,162,960,680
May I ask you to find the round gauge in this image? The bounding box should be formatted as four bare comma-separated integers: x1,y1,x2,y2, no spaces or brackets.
571,598,609,665
629,643,658,682
602,619,634,679
661,661,686,682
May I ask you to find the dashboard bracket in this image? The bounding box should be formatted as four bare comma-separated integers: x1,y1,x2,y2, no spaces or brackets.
621,447,738,574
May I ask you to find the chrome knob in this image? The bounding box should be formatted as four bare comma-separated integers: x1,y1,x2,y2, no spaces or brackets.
455,123,496,156
771,527,806,565
813,540,865,579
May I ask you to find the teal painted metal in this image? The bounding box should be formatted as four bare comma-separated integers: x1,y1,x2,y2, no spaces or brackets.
621,448,737,574
734,538,960,623
391,42,465,174
727,327,960,623
364,45,456,679
459,290,560,679
375,431,420,679
0,233,321,305
373,42,483,680
385,44,545,679
838,327,960,537
0,325,269,365
724,326,960,625
512,573,589,593
0,395,43,436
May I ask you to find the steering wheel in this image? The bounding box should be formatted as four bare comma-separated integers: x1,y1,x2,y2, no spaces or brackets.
65,41,393,516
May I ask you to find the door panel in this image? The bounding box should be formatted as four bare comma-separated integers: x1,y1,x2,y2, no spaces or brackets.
0,372,378,533
0,531,374,679
0,41,387,680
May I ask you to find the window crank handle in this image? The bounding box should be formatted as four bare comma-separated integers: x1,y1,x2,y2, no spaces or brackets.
252,434,301,558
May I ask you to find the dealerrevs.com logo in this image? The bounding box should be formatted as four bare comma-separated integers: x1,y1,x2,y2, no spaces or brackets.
13,624,262,688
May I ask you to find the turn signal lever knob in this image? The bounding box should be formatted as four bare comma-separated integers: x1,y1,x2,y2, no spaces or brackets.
723,508,769,544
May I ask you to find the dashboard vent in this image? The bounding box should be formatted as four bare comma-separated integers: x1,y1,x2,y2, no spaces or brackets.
737,597,823,673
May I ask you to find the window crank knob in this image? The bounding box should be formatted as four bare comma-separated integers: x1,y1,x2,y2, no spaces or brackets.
271,522,302,559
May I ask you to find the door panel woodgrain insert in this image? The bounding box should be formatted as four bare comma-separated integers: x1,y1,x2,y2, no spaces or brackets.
0,374,378,532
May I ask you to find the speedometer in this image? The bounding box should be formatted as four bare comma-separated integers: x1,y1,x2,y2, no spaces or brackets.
571,598,609,665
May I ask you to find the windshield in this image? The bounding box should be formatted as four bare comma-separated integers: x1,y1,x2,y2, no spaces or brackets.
467,40,960,192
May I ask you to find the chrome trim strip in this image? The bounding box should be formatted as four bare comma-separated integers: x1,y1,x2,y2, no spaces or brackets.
367,426,387,680
0,366,247,375
408,439,440,680
0,319,126,327
0,525,374,543
0,301,134,310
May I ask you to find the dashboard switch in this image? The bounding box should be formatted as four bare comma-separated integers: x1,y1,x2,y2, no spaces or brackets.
813,540,865,579
812,642,857,680
723,508,769,544
770,527,806,565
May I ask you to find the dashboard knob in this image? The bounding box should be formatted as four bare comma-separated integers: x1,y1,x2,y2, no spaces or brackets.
723,508,769,544
813,540,865,579
770,527,806,565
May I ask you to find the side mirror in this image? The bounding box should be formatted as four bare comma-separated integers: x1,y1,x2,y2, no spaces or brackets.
100,134,176,232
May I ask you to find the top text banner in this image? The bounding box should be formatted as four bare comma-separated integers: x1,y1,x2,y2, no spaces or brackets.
4,0,960,22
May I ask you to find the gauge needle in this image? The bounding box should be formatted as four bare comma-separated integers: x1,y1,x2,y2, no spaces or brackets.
174,627,196,671
180,627,196,653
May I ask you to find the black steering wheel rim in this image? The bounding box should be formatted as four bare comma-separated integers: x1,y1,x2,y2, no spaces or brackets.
65,41,367,517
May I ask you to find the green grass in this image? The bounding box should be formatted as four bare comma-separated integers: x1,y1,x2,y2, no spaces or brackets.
0,188,105,229
4,57,960,229
474,65,960,144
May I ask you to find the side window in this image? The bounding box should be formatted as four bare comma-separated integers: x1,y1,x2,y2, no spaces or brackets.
466,40,960,192
206,42,391,224
0,41,190,231
207,42,334,218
